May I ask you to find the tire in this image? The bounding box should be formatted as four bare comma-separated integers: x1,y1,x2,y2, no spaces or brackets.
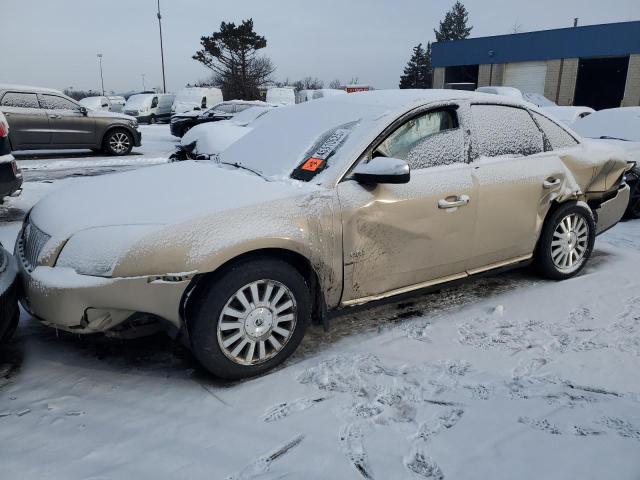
624,177,640,220
534,201,596,280
104,129,133,156
0,310,19,346
189,258,311,379
148,115,156,125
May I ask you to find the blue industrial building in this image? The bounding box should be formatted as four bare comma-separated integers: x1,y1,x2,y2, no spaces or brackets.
431,21,640,109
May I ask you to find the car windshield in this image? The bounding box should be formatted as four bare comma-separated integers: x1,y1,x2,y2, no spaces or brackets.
125,95,152,108
218,99,391,182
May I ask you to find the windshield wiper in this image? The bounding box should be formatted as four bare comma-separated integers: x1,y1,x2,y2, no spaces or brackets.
219,161,267,179
599,135,629,141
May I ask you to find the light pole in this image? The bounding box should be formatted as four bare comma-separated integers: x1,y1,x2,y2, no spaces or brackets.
156,0,167,93
141,73,146,90
97,53,105,96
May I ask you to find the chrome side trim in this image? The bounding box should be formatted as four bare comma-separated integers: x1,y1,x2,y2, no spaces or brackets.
466,254,533,276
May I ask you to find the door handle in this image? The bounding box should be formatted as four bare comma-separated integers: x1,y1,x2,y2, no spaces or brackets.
438,195,470,209
543,178,561,189
48,114,61,119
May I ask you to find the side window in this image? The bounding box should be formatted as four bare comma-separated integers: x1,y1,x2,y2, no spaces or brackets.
40,94,80,110
1,92,40,108
471,104,544,158
151,97,159,108
531,111,579,150
375,109,463,169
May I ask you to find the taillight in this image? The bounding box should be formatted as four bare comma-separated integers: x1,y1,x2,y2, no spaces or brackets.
0,121,7,138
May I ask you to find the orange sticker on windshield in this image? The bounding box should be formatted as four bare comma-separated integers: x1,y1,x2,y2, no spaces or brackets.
301,157,324,171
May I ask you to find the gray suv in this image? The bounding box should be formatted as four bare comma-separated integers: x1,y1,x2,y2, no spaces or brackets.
0,85,142,156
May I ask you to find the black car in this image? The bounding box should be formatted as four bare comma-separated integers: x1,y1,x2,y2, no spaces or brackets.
169,101,262,138
0,112,22,202
0,242,19,345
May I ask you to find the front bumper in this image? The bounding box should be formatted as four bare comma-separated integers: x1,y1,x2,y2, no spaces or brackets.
595,184,630,235
0,175,23,199
17,262,192,334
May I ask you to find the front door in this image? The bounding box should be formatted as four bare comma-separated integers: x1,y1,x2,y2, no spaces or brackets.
39,94,96,147
337,106,478,303
0,91,51,148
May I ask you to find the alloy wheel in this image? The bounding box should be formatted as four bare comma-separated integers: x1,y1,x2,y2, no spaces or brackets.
551,213,589,271
216,279,297,366
108,132,130,154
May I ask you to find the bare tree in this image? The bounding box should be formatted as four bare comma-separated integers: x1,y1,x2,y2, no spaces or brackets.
511,21,524,34
328,78,342,89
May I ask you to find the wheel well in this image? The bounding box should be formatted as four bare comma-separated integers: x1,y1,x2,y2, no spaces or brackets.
180,248,322,334
100,125,133,149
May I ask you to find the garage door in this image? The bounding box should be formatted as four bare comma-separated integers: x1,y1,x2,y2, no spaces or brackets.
503,61,547,94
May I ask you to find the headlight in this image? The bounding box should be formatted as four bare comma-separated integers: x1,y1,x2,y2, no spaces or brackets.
56,225,160,277
127,118,138,128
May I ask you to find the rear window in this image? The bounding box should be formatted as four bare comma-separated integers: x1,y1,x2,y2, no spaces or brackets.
1,92,39,109
531,111,579,150
471,104,544,158
40,94,79,110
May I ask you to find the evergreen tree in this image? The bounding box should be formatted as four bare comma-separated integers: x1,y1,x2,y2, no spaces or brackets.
399,42,433,89
192,19,275,100
434,1,473,42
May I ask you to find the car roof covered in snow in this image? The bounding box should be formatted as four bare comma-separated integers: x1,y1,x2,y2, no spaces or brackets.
572,107,640,142
219,89,510,184
0,83,63,95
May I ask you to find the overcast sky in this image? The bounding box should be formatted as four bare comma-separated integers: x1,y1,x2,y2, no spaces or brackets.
2,0,639,93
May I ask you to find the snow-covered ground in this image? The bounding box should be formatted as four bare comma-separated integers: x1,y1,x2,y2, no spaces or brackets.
1,125,639,479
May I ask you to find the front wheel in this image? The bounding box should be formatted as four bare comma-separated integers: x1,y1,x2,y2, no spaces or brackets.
534,202,595,280
104,129,133,156
624,176,640,219
189,258,311,379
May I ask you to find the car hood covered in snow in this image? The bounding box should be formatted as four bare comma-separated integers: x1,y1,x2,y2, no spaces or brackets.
29,161,315,238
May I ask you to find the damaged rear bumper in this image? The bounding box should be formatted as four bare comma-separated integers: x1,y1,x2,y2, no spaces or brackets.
18,264,192,334
594,184,630,235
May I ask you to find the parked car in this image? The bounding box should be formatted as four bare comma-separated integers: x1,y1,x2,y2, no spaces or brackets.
0,112,22,202
124,93,175,124
0,242,19,345
171,87,223,115
543,106,595,125
266,87,296,105
572,107,640,219
296,89,347,103
107,96,126,113
169,100,268,138
0,84,141,156
79,96,112,112
172,105,276,159
16,90,632,379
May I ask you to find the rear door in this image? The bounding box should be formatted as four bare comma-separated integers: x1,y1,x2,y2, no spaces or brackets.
338,105,479,303
39,93,96,147
0,91,51,148
467,103,568,271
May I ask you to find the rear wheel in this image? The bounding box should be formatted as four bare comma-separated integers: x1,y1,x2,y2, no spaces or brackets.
0,310,19,346
189,258,311,379
104,129,133,156
534,202,595,280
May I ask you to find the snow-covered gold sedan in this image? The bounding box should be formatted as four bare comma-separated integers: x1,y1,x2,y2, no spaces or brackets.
16,90,632,378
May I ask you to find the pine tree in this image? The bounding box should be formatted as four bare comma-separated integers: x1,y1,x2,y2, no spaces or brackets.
434,1,473,42
399,42,433,89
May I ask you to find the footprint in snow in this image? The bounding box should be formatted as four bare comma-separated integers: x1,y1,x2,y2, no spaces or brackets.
413,408,464,442
404,448,445,480
518,416,562,435
261,397,328,422
339,423,375,480
225,434,304,480
601,417,640,441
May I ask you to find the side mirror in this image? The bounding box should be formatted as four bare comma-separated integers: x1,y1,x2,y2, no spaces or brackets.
352,156,410,184
79,106,88,115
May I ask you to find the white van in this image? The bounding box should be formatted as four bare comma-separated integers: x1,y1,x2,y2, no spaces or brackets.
266,87,296,105
79,96,112,111
172,87,223,114
124,93,176,124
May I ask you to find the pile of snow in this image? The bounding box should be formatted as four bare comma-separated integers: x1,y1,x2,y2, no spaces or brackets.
542,106,595,126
